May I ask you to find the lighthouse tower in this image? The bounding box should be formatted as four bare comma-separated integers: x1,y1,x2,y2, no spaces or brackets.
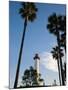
33,54,44,86
33,53,40,75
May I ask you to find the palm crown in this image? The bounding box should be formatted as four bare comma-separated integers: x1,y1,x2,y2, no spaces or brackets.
47,13,65,36
51,46,64,60
19,2,38,22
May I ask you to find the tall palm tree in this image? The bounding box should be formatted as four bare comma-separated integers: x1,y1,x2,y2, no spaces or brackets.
51,46,64,85
47,13,65,85
14,2,38,88
60,16,66,52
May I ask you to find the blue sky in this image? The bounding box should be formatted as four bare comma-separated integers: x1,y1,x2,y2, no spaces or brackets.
9,1,66,88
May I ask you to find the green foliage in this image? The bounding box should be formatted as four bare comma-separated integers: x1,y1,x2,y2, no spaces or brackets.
21,66,44,87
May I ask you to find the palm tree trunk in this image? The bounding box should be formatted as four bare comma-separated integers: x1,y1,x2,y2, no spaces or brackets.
57,59,62,85
64,45,66,53
14,18,27,88
57,31,65,85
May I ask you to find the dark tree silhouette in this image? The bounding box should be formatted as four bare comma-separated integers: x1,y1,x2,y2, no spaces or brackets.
60,16,66,52
51,46,64,85
22,69,30,86
14,2,38,88
21,66,44,87
63,62,66,84
47,13,65,85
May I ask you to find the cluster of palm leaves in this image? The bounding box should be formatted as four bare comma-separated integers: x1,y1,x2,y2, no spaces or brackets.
47,13,66,85
13,2,66,88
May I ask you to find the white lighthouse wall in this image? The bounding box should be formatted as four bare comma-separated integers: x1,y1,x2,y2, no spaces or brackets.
34,59,40,74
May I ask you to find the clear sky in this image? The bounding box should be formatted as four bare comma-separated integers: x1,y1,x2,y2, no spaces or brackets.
9,1,66,88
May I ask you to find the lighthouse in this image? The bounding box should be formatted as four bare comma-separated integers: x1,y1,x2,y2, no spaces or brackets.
33,53,45,86
33,53,40,75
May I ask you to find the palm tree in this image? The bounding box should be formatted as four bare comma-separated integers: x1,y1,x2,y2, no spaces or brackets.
47,13,65,85
51,46,64,85
14,2,38,88
60,16,66,52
